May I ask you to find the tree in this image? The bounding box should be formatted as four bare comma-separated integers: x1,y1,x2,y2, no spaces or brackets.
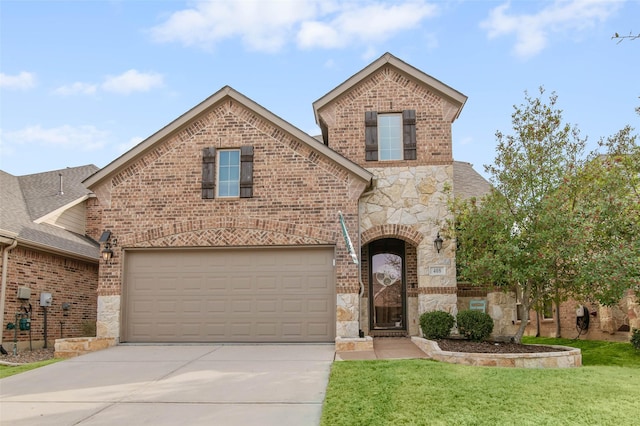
450,88,640,343
612,31,640,43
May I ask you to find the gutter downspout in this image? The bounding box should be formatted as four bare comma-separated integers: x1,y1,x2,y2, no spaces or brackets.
0,239,18,350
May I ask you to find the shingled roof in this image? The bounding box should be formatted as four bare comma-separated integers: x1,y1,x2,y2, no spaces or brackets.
452,161,492,200
0,165,100,261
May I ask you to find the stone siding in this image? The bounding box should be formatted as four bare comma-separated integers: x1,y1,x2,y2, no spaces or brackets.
1,246,98,348
360,166,457,333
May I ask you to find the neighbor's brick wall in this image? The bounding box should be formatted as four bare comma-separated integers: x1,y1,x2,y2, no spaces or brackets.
316,65,455,168
523,298,634,342
0,246,98,347
91,98,367,298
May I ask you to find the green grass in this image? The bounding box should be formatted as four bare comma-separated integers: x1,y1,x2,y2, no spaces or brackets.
0,358,62,379
522,336,640,367
321,339,640,426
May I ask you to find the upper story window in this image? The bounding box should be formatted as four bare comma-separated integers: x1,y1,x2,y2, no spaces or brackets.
365,110,416,162
201,146,253,199
378,114,403,161
217,149,240,197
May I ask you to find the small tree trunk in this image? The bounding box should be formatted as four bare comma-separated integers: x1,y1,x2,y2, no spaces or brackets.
513,305,530,343
535,311,541,337
554,290,561,338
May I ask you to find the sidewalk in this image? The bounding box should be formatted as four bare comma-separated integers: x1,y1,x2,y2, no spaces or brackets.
335,337,428,361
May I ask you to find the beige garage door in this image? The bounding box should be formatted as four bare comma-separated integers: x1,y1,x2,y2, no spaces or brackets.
122,247,335,343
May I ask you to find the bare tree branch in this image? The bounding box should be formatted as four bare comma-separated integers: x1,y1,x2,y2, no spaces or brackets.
612,31,640,44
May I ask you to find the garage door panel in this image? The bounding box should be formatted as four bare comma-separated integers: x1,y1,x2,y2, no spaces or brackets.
124,248,335,343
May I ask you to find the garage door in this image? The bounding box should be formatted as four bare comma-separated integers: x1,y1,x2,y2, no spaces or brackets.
122,247,335,343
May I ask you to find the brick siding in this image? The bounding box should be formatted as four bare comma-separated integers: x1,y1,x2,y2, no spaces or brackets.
1,246,98,347
91,99,367,298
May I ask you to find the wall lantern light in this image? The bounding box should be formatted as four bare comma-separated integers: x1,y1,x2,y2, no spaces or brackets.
99,230,116,263
433,232,444,253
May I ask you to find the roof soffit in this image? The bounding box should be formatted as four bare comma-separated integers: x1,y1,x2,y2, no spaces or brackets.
84,86,372,188
312,52,468,124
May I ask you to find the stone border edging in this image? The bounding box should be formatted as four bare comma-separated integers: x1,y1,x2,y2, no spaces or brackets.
411,336,582,368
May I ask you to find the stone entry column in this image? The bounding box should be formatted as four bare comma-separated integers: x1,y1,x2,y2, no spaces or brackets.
417,243,457,320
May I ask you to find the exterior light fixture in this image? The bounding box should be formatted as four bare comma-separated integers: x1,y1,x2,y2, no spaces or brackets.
434,232,443,253
98,230,116,263
101,244,114,262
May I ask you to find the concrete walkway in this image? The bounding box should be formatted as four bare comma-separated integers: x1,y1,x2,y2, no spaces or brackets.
336,337,428,360
0,344,334,426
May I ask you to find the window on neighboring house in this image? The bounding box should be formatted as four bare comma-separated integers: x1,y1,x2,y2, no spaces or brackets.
201,146,253,199
365,110,416,161
542,298,554,320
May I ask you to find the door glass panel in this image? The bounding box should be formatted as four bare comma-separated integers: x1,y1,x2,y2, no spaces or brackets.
372,253,403,329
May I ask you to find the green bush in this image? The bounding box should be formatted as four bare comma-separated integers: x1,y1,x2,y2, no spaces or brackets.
419,310,455,340
456,310,494,342
631,328,640,350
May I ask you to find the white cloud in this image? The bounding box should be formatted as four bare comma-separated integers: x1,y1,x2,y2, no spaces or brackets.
101,70,164,94
298,2,438,49
0,71,36,90
53,82,98,96
117,136,144,153
149,0,438,53
481,0,623,59
2,125,109,151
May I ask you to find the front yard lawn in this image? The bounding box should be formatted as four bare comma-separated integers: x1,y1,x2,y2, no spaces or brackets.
0,358,62,379
321,338,640,425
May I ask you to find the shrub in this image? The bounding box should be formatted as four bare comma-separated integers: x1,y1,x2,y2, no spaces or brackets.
456,310,494,342
419,310,455,340
631,328,640,351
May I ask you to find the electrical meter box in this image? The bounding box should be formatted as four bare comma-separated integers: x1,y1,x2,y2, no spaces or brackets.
17,286,31,300
40,292,52,307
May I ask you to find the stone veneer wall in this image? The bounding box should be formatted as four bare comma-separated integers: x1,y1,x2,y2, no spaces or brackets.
359,165,457,335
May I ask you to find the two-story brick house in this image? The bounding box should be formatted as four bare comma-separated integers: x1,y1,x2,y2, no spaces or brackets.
83,52,484,348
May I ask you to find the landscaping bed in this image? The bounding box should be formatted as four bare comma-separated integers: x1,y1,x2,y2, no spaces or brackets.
435,338,568,354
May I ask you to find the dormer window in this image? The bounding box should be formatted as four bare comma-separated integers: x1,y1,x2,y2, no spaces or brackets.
365,110,416,162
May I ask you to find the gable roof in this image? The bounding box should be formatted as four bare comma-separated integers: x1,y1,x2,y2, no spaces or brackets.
84,86,373,188
0,166,99,261
312,52,468,125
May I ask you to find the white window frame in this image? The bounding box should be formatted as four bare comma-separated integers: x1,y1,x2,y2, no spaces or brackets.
216,149,240,198
378,113,403,161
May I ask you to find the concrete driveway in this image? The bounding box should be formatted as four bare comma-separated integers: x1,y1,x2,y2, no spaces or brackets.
0,344,335,426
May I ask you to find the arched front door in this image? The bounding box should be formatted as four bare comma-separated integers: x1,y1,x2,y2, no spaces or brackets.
369,238,406,331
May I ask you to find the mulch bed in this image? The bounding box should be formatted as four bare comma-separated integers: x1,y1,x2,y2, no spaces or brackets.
435,339,568,354
0,347,56,365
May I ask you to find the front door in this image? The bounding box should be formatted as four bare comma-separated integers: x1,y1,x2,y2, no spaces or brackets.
369,239,406,330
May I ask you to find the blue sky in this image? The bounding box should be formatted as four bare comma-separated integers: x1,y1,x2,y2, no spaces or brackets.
1,0,638,179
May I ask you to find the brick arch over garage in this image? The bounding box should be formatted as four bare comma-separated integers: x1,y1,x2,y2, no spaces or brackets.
361,224,424,247
118,217,338,247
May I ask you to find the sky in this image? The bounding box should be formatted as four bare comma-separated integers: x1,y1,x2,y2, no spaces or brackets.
1,0,638,180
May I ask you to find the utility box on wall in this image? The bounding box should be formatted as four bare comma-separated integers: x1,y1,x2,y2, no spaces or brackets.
17,286,31,300
40,292,52,307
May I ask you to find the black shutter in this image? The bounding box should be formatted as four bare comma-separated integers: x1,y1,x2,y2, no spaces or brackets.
239,145,254,198
365,111,378,161
202,147,216,199
403,109,416,160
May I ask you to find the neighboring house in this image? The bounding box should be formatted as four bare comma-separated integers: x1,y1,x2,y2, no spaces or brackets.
83,53,491,347
0,166,99,352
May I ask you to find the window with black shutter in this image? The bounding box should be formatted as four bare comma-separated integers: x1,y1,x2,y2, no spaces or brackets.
202,147,216,199
365,110,416,161
201,145,253,199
